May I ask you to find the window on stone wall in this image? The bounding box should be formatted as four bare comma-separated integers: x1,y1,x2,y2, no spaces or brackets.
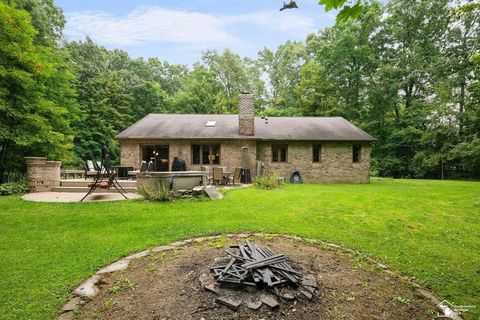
192,144,221,165
353,144,361,163
272,144,288,163
192,144,200,164
312,144,322,162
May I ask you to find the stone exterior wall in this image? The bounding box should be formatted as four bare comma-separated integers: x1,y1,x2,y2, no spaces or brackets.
119,139,257,176
257,141,371,184
120,139,371,183
24,157,62,192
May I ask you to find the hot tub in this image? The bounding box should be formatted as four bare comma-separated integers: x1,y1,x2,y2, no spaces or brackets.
134,171,207,192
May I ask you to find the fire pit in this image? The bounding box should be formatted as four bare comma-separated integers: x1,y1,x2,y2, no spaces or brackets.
71,235,436,320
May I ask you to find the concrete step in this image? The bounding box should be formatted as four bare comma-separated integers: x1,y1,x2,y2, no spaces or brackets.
51,186,137,193
60,179,137,188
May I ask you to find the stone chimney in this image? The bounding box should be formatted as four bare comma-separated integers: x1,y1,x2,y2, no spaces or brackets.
238,92,254,136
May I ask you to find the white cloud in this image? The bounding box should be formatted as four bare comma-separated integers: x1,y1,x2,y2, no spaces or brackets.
65,6,316,49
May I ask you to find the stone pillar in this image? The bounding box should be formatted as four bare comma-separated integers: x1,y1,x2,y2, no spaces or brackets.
238,92,254,136
24,157,62,192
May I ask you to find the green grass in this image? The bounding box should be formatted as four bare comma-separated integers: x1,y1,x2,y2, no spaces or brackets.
0,178,479,319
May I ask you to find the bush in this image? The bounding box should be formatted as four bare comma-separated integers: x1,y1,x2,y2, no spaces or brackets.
138,181,178,202
0,181,29,195
254,172,282,190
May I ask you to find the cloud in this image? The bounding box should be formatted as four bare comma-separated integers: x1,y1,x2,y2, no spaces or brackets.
65,6,316,49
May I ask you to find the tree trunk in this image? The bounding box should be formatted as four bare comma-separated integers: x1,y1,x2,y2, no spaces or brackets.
404,81,414,110
0,141,9,183
441,158,444,180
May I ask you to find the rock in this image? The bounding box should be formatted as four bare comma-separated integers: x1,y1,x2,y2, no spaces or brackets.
301,275,317,288
246,299,262,310
204,284,218,294
62,297,81,312
192,186,204,192
417,289,440,305
302,285,315,294
253,232,268,237
214,257,228,263
151,245,176,253
74,275,100,298
215,296,242,311
261,295,279,309
204,186,223,200
124,250,150,260
324,242,340,249
57,311,73,320
170,239,192,247
299,289,313,300
96,259,130,274
281,293,295,301
199,273,219,294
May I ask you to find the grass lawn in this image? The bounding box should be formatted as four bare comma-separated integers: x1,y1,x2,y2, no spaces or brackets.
0,178,479,319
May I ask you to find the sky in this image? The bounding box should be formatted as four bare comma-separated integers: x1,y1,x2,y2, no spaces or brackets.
56,0,337,65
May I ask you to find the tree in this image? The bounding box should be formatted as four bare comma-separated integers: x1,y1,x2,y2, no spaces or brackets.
318,0,365,23
202,49,251,112
294,61,339,116
171,64,228,114
5,0,66,45
0,1,77,179
306,2,381,122
258,41,307,110
444,1,480,134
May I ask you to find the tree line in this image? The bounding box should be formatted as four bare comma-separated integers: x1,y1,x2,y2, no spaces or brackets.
0,0,479,181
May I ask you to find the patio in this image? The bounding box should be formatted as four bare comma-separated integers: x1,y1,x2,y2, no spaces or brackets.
22,191,141,202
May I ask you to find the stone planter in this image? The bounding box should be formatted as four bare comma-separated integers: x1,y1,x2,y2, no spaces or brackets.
24,157,62,192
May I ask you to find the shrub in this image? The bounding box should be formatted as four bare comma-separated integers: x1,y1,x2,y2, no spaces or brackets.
138,181,178,202
254,172,282,190
0,181,29,195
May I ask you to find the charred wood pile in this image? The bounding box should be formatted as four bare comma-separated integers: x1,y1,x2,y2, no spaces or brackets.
211,240,302,289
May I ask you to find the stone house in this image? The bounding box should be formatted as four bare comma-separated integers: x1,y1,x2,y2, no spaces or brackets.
116,93,375,183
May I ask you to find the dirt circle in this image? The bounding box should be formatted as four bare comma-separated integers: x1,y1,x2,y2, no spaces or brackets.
75,236,435,319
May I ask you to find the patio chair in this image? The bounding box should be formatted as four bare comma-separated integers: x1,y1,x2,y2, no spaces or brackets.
147,160,155,172
212,167,224,186
95,161,107,174
201,166,213,184
228,167,242,186
81,145,128,202
139,161,148,172
87,171,116,189
84,160,97,180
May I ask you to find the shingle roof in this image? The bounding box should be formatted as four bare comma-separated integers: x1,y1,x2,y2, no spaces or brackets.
115,114,375,141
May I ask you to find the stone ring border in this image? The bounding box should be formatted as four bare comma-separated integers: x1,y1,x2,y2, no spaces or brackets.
57,233,461,320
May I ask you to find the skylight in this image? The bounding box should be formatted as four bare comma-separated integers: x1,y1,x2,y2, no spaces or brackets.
206,120,216,127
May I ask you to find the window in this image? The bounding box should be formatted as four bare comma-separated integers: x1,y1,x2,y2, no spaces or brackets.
272,144,288,162
312,144,322,162
353,144,361,163
192,144,221,165
192,144,200,164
